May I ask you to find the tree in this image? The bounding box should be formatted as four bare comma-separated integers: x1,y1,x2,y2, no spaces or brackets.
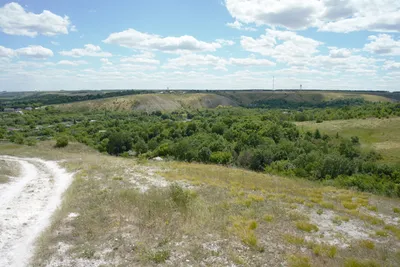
107,132,132,155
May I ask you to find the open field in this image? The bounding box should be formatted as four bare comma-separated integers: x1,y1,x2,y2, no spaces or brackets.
297,117,400,164
56,93,238,112
1,141,400,266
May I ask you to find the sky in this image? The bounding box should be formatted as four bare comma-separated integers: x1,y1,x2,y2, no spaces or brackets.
0,0,399,91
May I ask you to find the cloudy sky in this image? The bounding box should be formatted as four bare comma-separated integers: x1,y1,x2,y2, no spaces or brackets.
0,0,399,91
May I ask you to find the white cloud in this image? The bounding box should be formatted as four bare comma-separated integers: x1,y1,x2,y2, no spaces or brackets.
383,60,400,70
100,58,112,65
163,54,227,70
70,25,77,32
15,46,54,58
226,20,256,31
51,41,60,46
60,44,112,57
225,0,400,33
163,53,275,70
0,2,71,37
103,28,222,53
120,52,160,65
364,34,400,56
240,29,322,64
329,48,352,58
57,60,87,66
0,45,15,57
0,45,53,58
229,55,275,66
216,39,235,46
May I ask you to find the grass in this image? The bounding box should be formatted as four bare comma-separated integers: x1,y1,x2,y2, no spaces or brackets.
57,93,238,113
296,117,400,163
344,258,379,267
359,240,375,249
311,243,337,258
342,201,359,210
287,254,311,267
296,221,319,233
0,159,19,183
2,141,400,266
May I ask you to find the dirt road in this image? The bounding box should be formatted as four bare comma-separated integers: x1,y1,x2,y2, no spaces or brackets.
0,156,73,267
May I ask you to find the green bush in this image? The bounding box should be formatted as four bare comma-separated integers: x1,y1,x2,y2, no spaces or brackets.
55,136,68,148
210,151,232,165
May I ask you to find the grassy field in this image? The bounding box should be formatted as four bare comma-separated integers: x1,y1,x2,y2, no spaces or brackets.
297,117,400,164
56,93,238,112
1,142,400,266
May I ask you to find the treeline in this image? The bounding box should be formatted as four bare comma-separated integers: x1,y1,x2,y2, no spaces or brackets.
250,98,367,109
1,106,399,197
0,90,150,109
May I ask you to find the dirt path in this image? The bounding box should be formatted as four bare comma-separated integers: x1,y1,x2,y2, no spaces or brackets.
0,156,73,267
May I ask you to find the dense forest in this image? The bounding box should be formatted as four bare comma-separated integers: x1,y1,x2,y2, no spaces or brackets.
1,101,399,197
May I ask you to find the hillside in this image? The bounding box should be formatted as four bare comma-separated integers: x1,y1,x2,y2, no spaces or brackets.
1,142,400,267
53,90,395,112
217,90,393,106
297,117,400,164
56,93,239,112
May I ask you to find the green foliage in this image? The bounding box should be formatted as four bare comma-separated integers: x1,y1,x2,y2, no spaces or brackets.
55,136,68,148
1,101,399,197
107,132,132,155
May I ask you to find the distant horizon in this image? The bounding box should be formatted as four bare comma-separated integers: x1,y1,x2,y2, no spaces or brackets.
2,88,399,93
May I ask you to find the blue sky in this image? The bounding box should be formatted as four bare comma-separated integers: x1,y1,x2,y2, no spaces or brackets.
0,0,399,91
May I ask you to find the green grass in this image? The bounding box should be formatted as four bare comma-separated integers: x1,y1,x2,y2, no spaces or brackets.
297,117,400,163
296,221,319,233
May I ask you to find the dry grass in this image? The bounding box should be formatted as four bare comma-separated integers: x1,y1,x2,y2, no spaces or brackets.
56,93,238,113
2,142,400,266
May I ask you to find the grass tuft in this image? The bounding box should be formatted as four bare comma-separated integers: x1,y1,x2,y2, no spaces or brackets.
296,221,318,233
288,254,311,267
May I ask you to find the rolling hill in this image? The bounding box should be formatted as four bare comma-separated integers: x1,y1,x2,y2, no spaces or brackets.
55,90,395,112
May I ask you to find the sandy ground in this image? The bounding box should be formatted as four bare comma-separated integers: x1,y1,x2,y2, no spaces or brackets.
0,156,74,267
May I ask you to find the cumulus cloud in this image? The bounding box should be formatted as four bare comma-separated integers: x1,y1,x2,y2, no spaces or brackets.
329,48,352,58
57,60,88,66
163,54,275,70
100,58,113,65
240,29,322,64
364,34,400,56
0,2,71,37
216,39,235,46
0,45,15,57
120,52,160,65
15,46,54,58
0,45,53,58
60,44,112,57
225,0,400,32
103,28,222,53
226,20,256,31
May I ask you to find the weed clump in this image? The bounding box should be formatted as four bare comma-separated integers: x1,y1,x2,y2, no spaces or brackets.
344,258,379,267
296,221,318,232
288,254,311,267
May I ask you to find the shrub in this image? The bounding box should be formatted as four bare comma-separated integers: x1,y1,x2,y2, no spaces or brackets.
55,136,68,148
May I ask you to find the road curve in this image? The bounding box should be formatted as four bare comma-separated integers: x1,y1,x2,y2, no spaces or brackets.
0,156,74,267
